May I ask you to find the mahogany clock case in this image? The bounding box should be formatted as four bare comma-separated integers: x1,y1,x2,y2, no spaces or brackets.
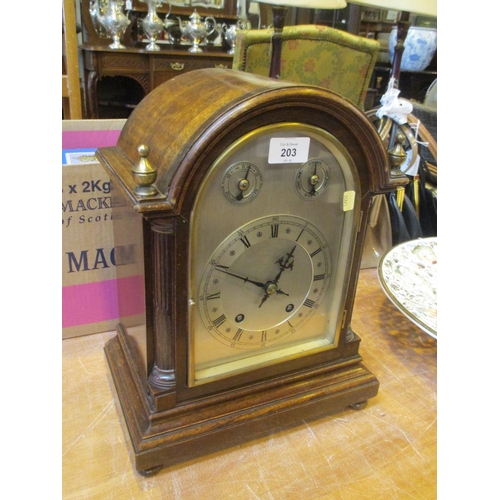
97,68,399,475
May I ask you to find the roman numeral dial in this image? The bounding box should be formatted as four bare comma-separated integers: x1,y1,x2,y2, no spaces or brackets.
198,215,331,349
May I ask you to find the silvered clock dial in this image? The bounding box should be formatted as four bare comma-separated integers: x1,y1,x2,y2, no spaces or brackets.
198,214,331,346
189,123,359,385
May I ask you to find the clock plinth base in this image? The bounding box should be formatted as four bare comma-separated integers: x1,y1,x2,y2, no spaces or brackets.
104,326,379,475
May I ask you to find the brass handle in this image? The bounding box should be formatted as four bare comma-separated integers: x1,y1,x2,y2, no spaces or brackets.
170,62,185,71
214,64,228,69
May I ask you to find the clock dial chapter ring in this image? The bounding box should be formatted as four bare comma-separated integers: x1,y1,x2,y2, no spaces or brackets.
198,215,331,349
221,161,263,204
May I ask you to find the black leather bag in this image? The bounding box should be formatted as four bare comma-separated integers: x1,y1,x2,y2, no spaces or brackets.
387,152,437,246
416,159,437,237
387,189,422,246
402,192,423,239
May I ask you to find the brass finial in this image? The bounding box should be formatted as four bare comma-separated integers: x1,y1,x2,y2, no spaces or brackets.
131,145,159,197
387,132,407,173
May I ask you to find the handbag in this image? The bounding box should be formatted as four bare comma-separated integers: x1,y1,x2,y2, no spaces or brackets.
387,186,422,246
415,159,437,237
386,149,437,246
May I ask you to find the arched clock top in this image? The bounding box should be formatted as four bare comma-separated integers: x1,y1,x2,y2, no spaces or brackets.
97,68,398,215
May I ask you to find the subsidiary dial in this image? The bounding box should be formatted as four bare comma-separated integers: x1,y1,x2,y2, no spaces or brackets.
222,161,263,204
295,158,331,199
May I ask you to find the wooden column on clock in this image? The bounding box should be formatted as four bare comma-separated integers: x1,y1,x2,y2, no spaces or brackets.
82,45,233,119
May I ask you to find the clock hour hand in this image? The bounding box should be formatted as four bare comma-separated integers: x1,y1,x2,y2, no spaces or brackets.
215,268,266,289
258,293,269,308
258,284,289,308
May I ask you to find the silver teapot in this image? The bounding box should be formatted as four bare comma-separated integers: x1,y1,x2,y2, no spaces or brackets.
178,9,216,53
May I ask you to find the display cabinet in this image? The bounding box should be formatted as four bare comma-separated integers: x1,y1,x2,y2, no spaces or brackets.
79,0,237,118
82,45,233,118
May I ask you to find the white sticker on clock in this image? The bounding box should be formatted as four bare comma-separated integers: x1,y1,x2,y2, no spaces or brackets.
343,191,355,211
268,137,310,164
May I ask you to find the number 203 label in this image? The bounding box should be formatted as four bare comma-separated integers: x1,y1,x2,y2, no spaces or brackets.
268,137,310,164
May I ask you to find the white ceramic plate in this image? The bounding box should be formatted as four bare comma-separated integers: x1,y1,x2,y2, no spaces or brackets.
378,237,437,339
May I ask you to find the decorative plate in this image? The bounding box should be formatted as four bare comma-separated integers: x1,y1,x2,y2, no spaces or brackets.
378,237,437,338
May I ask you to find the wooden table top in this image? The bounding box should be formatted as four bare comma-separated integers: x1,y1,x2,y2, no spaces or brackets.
62,268,437,499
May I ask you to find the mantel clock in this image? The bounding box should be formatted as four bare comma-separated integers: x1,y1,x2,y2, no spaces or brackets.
97,68,401,476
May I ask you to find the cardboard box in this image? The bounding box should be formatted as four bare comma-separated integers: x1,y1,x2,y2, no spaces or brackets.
62,119,145,339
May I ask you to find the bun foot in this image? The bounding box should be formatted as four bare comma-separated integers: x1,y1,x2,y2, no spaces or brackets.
138,465,162,477
350,400,367,410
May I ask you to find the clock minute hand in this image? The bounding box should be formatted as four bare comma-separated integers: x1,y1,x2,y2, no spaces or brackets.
215,268,266,289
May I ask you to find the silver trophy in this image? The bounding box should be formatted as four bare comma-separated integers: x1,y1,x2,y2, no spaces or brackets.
141,0,166,51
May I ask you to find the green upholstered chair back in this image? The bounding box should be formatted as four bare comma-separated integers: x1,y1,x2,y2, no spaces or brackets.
232,25,379,110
